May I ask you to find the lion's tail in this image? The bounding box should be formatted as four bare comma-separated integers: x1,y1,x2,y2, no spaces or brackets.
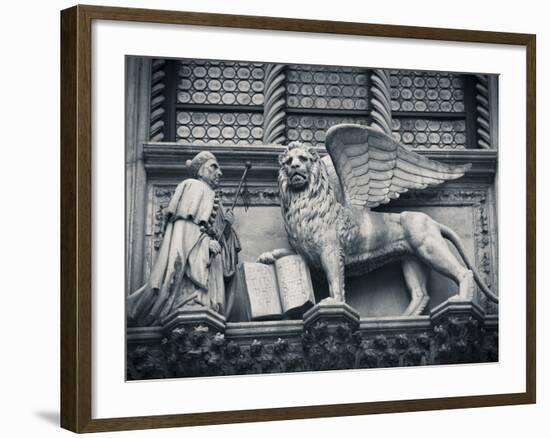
440,224,499,304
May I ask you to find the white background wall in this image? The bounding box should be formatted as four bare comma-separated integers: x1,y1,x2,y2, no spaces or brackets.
0,0,546,436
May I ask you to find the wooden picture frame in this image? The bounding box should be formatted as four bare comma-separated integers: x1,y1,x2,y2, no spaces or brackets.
60,4,536,433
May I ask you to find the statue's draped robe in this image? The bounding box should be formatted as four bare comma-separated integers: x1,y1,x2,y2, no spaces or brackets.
127,178,240,326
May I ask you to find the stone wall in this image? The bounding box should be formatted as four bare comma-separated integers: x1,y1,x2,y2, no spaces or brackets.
125,56,499,377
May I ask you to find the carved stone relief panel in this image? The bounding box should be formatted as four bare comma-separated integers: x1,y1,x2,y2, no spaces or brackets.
143,182,497,315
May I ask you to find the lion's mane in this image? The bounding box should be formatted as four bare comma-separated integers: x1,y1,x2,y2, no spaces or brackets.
278,142,359,267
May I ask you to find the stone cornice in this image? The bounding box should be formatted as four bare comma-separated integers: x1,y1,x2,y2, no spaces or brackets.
142,142,497,183
226,320,303,342
359,315,431,334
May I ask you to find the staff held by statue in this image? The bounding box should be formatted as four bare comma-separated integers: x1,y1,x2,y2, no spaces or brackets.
208,160,252,263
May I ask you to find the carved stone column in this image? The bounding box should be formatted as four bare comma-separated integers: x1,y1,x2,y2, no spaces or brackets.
475,74,498,150
369,69,393,135
149,59,167,141
126,57,152,294
474,74,499,315
262,64,286,145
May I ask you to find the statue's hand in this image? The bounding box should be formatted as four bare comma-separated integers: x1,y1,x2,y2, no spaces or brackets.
224,210,235,225
209,240,222,256
257,251,276,264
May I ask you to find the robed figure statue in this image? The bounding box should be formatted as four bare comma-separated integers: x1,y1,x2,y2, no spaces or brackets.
127,151,241,327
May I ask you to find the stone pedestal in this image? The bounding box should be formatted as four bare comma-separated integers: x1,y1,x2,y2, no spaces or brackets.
303,298,360,331
161,306,226,334
430,297,486,325
430,297,491,365
301,299,361,370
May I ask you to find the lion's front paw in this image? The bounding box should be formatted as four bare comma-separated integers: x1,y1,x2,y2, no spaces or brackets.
257,251,276,264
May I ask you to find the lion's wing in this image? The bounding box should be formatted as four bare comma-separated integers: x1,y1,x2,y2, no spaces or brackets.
325,124,471,208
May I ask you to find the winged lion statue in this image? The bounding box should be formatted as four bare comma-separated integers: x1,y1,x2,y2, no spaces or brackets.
258,124,498,316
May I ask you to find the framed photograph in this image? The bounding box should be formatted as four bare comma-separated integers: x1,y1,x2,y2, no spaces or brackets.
60,4,536,433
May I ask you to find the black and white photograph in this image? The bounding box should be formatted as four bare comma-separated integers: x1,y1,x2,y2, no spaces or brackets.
125,56,500,380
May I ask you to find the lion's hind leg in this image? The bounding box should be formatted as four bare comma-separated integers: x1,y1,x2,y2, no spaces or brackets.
401,212,474,302
401,257,430,316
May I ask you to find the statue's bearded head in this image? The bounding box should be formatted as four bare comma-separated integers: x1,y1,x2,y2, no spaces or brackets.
279,142,318,191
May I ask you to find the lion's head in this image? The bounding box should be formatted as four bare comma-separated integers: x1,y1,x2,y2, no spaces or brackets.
277,142,355,266
278,142,321,192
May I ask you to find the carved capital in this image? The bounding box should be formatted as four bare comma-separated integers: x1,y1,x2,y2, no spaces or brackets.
303,300,360,331
161,307,227,334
